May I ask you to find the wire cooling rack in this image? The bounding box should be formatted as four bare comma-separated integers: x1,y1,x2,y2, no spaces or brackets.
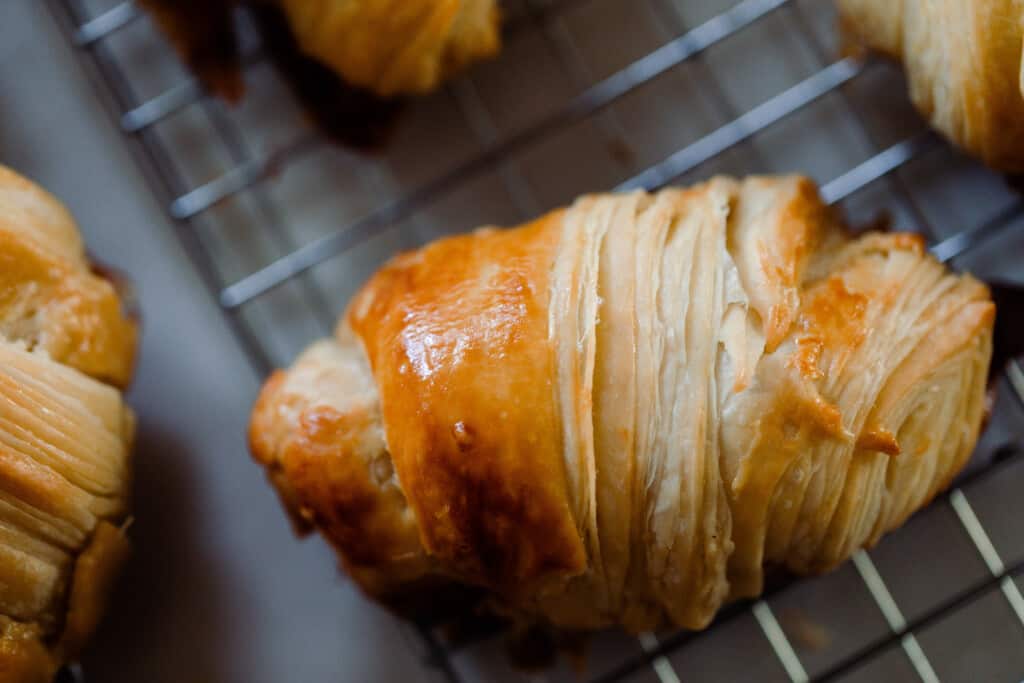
48,0,1024,681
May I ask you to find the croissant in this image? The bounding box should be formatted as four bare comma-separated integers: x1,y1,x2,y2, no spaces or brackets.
249,175,994,631
280,0,501,97
0,166,136,681
838,0,1024,172
144,0,501,100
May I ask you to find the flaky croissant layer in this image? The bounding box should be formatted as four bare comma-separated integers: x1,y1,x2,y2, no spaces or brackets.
250,175,993,631
839,0,1024,171
0,166,136,681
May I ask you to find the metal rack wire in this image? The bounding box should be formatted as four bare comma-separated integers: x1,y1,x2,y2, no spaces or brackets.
48,1,1024,681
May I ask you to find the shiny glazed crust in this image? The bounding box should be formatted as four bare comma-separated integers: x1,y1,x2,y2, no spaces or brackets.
0,165,136,680
839,0,1024,172
0,165,137,388
250,175,994,631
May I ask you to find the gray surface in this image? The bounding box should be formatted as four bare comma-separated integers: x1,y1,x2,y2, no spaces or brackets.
2,0,1024,682
0,2,425,682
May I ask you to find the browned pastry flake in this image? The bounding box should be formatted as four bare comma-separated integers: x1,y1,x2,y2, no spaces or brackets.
250,175,994,632
0,165,137,681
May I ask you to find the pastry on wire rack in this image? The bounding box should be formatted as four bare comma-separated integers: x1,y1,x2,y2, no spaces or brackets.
0,165,137,681
839,0,1024,172
277,0,501,97
249,175,994,631
141,0,501,146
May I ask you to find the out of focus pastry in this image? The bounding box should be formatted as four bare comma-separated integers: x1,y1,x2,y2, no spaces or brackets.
141,0,500,146
0,165,137,681
249,175,994,631
279,0,501,97
839,0,1024,172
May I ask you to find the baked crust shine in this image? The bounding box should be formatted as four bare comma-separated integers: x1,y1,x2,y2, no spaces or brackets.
0,166,136,681
250,175,993,631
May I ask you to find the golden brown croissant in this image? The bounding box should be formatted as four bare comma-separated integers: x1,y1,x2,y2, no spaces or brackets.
144,0,501,100
280,0,501,97
249,175,994,632
0,166,136,681
839,0,1024,172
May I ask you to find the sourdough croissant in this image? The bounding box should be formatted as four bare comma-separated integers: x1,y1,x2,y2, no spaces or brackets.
839,0,1024,172
250,175,993,631
0,166,136,681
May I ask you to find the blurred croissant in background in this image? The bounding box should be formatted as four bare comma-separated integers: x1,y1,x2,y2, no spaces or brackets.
142,0,501,147
280,0,501,97
839,0,1024,172
0,166,136,681
250,175,994,631
144,0,501,98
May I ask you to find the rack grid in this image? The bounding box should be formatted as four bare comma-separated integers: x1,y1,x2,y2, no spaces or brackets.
48,1,1024,681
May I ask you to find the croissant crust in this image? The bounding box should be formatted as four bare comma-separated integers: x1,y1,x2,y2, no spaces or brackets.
0,166,136,681
280,0,501,97
251,175,993,631
839,0,1024,171
143,0,502,100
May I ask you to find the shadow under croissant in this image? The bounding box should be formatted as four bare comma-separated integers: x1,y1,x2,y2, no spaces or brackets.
988,281,1024,383
53,664,82,683
394,564,807,674
139,0,406,150
246,5,406,151
74,420,233,683
412,437,1024,677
